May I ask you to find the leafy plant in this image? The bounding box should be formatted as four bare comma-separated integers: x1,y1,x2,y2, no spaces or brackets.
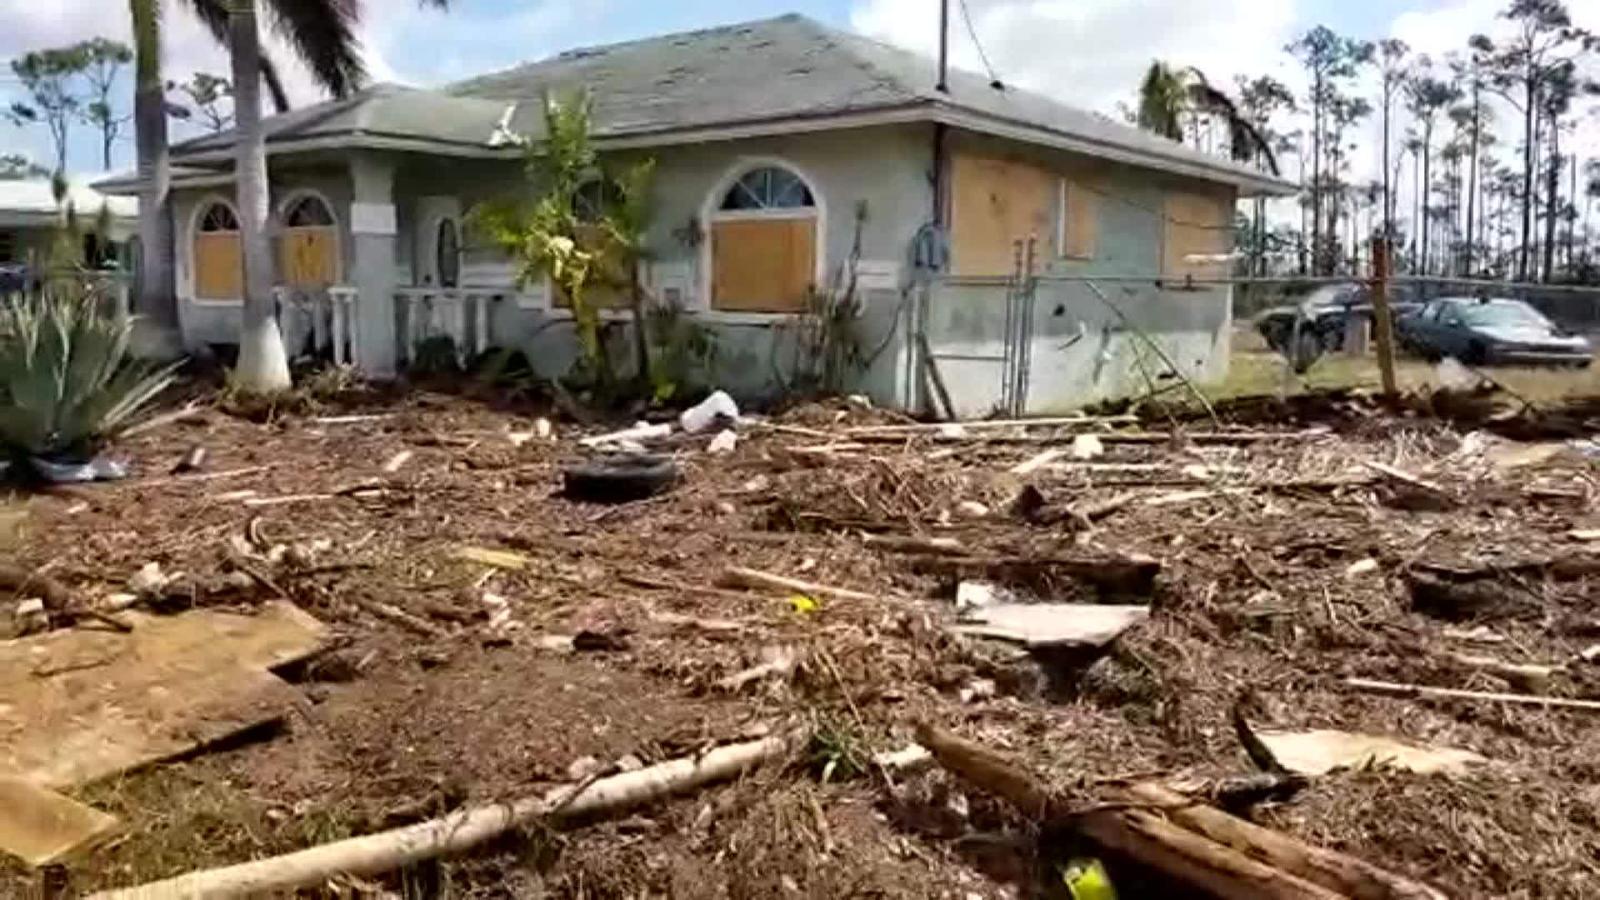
0,285,178,463
644,300,717,403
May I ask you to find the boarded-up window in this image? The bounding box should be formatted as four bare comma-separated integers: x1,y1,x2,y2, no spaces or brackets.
711,218,816,313
709,165,818,313
950,153,1058,277
193,201,242,301
278,194,338,289
1163,190,1233,281
1059,180,1098,260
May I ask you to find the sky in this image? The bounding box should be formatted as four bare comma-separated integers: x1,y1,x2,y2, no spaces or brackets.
1,0,1596,220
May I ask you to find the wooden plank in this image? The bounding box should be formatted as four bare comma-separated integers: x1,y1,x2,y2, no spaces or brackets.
949,152,1058,276
711,218,815,312
0,778,119,867
1163,190,1232,280
194,232,242,300
279,226,338,288
1062,179,1098,260
950,603,1149,648
0,601,326,790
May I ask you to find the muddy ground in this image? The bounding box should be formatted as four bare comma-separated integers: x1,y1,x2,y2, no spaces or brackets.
6,382,1600,898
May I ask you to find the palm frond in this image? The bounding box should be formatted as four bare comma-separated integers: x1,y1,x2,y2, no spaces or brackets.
263,0,366,99
181,0,293,111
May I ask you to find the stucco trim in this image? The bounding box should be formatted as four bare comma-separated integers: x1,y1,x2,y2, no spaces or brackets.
186,192,244,307
700,156,827,315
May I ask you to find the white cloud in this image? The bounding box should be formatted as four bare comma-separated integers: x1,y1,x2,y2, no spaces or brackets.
851,0,1302,119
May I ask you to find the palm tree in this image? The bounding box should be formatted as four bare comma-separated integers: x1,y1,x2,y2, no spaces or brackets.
1136,62,1279,174
128,0,294,361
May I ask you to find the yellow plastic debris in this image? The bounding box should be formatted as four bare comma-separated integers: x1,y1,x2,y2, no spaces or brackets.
787,594,820,615
1062,858,1116,900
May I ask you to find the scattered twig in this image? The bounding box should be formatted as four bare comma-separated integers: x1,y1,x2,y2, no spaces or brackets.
717,567,876,602
1345,677,1600,712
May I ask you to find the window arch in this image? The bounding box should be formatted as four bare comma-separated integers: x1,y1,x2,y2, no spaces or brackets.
706,161,821,313
278,190,340,289
192,198,242,301
719,167,815,212
574,178,622,224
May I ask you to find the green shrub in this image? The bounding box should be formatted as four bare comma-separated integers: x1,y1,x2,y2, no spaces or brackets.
0,287,178,462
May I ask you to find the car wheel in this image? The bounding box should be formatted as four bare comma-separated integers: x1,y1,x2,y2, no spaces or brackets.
1463,341,1487,366
562,454,679,504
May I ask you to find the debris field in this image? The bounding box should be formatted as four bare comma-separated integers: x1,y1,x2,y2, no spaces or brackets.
5,386,1600,897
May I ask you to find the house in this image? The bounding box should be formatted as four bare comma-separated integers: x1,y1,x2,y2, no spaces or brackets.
96,14,1292,413
0,176,137,292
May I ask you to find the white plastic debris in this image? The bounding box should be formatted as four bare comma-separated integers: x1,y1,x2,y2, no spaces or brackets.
1072,434,1105,460
14,598,47,634
31,456,128,483
1344,558,1380,578
680,390,739,434
936,423,969,440
846,394,873,410
955,581,1004,614
580,421,673,448
956,500,990,519
707,430,738,454
127,562,169,597
534,417,553,439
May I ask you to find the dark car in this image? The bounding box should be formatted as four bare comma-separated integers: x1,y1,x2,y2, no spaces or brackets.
1255,284,1424,371
1397,297,1592,367
0,262,28,295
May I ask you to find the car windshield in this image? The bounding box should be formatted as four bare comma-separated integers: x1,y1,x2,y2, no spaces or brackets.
1455,301,1548,329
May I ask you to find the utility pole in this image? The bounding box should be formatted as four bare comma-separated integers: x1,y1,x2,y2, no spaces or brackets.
937,0,949,93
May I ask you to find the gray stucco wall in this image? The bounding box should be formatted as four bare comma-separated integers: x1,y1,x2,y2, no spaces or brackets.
923,132,1235,416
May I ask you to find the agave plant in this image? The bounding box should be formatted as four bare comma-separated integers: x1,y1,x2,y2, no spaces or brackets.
0,286,179,464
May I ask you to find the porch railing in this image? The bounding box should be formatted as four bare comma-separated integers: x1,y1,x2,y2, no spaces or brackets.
276,285,358,365
395,287,507,366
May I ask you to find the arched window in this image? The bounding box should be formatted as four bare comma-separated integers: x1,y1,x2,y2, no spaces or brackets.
193,200,242,301
574,178,622,223
719,167,815,212
279,192,339,289
435,218,460,288
554,178,629,309
708,163,819,313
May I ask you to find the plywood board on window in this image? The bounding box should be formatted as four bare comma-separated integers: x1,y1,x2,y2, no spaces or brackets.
1062,180,1099,260
193,232,242,300
279,226,339,288
1163,190,1234,280
711,217,816,313
950,153,1058,277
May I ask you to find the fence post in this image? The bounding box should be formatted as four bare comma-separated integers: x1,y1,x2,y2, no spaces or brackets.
1369,238,1398,399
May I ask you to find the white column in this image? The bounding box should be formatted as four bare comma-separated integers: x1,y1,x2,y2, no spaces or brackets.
349,153,400,376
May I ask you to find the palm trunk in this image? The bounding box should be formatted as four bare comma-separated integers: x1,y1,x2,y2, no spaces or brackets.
1310,75,1323,275
228,0,291,391
128,0,182,359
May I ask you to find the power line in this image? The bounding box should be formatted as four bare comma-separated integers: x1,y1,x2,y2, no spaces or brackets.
956,0,1002,89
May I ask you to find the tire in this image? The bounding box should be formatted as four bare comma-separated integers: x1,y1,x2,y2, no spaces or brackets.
562,454,679,504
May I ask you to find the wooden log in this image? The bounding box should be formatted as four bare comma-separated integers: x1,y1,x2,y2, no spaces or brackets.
861,534,966,556
914,724,1342,900
1124,783,1446,900
88,735,791,900
717,567,876,602
1345,677,1600,712
1437,651,1556,692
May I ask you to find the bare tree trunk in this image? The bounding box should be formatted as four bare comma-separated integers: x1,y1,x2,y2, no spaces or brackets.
1421,122,1433,277
228,0,291,392
1465,86,1480,275
1311,75,1324,275
128,0,182,360
1382,91,1393,236
1518,81,1536,282
1544,113,1560,283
